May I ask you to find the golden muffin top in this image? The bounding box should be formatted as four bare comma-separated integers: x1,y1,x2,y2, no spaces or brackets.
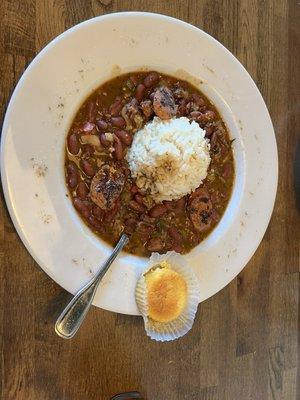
145,262,187,323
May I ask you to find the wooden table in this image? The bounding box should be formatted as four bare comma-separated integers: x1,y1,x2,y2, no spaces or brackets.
0,1,299,399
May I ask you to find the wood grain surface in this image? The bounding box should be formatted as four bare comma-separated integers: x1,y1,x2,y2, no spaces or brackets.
0,1,299,399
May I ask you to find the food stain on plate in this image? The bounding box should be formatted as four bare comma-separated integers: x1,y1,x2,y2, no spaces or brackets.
30,157,48,178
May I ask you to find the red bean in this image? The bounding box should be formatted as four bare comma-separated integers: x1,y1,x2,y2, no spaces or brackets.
168,226,182,242
88,215,103,230
67,175,78,189
81,122,96,134
86,101,96,122
81,160,95,177
115,130,132,146
92,205,104,219
172,243,183,253
130,184,139,194
135,84,146,101
144,72,159,88
66,162,78,176
111,116,126,128
163,200,174,210
204,110,216,121
134,194,145,205
73,198,90,218
109,99,123,116
77,181,88,199
68,133,80,154
190,111,202,119
66,163,79,188
222,163,232,179
96,119,108,131
113,136,124,160
191,94,205,107
149,203,168,218
124,217,138,234
100,133,111,147
129,200,146,213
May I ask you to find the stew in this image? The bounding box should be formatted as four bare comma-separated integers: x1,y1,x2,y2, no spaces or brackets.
65,71,234,256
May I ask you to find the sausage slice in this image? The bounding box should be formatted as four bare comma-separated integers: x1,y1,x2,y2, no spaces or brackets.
188,188,213,232
153,87,177,120
90,164,125,210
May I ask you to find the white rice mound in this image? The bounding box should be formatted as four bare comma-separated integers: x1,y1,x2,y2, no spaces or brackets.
126,117,211,202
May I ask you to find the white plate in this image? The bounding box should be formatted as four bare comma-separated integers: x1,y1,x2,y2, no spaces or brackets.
0,12,277,315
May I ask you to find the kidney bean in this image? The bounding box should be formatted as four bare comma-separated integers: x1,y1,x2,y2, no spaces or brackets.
177,99,188,116
109,99,123,116
134,194,145,205
137,222,153,236
67,175,78,189
96,119,108,131
168,226,182,242
149,203,168,218
100,133,111,147
204,110,216,121
77,181,88,199
92,205,104,219
66,162,78,176
135,84,146,101
115,130,132,146
191,94,206,107
86,101,96,122
113,136,124,160
111,116,126,128
163,200,174,210
222,163,232,179
130,184,139,194
172,243,183,253
129,200,146,213
190,111,202,119
81,160,95,177
124,217,138,234
144,72,159,88
88,215,104,230
68,133,80,155
81,121,96,134
73,198,90,218
66,162,79,188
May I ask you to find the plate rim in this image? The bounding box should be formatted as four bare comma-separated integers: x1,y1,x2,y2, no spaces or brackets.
0,11,278,314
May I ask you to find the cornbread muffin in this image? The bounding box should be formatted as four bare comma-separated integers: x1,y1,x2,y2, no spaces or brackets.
145,263,187,323
136,252,200,341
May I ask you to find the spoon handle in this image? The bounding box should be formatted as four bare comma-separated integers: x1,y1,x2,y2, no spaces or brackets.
55,234,129,339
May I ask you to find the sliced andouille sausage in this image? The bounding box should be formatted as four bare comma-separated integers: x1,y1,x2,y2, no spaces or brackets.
188,190,213,232
153,86,177,120
90,164,125,210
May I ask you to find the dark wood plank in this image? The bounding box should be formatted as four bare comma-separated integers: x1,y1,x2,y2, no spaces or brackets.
0,1,299,399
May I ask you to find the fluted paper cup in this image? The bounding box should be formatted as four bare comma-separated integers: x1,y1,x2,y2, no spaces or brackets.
136,252,201,341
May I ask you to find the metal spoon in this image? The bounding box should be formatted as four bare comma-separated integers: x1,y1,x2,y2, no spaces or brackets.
55,233,129,339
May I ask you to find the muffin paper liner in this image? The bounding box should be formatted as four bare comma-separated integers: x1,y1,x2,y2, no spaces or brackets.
135,252,201,342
